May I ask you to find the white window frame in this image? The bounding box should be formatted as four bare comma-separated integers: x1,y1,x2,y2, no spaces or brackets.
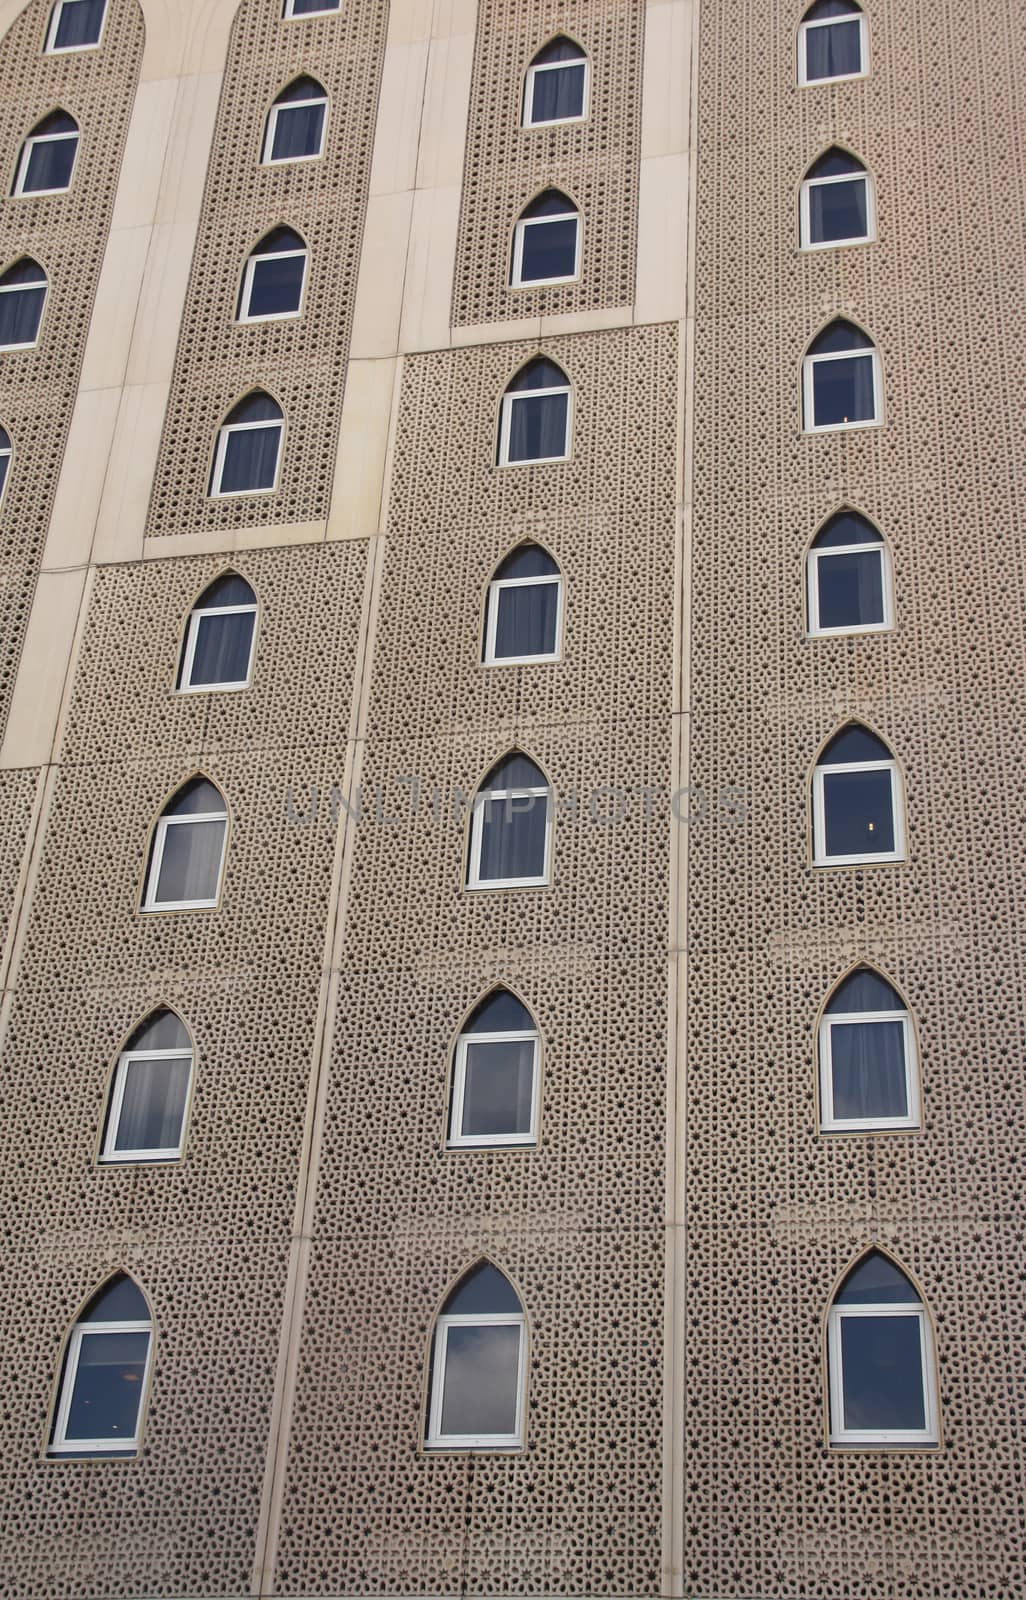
142,811,228,912
799,170,874,250
49,1320,153,1454
261,94,328,165
210,416,283,498
498,384,572,467
484,572,563,665
797,9,868,87
238,245,307,324
802,345,881,433
828,1303,937,1446
178,601,257,692
45,0,106,53
0,437,10,506
283,0,338,17
426,1313,526,1449
818,1007,919,1131
0,274,46,350
448,1028,540,1149
522,53,589,128
511,208,580,288
812,756,905,866
12,126,79,197
467,782,552,889
100,1046,193,1162
807,537,891,636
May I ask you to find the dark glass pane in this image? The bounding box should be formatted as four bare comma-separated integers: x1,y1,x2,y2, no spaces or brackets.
816,548,884,629
0,452,8,500
826,968,901,1014
276,75,325,102
65,1331,148,1441
224,392,281,425
809,319,872,355
814,511,879,549
838,1252,920,1304
154,819,225,903
822,768,895,856
444,1263,521,1316
484,753,545,789
477,793,548,881
532,35,584,64
493,580,559,659
530,60,586,121
508,358,567,392
82,1276,149,1322
22,136,77,193
165,777,223,816
439,1324,520,1435
0,286,44,346
521,189,576,220
519,217,577,282
190,611,255,686
252,226,304,255
809,176,868,243
830,1020,908,1121
806,148,864,180
289,0,338,12
270,101,325,160
0,260,46,286
113,1056,191,1153
494,544,558,580
840,1315,925,1430
246,253,305,318
219,424,281,493
195,573,256,609
52,0,105,47
126,1008,191,1052
805,17,861,80
810,352,876,426
820,725,890,764
460,1039,535,1139
464,990,533,1033
0,426,10,450
506,391,568,462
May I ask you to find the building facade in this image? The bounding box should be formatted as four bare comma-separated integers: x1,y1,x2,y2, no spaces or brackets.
0,0,1022,1596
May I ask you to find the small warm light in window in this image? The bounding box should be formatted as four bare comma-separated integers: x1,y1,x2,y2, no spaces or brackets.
121,1372,141,1382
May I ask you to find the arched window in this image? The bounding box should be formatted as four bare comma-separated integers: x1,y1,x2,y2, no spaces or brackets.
13,111,79,197
0,426,11,504
177,573,257,693
0,259,47,350
827,1252,938,1446
284,0,338,17
800,148,873,249
523,35,588,126
467,753,551,889
449,991,540,1148
812,724,905,866
798,1,866,86
48,1276,153,1456
498,358,571,466
512,189,580,288
209,392,283,497
426,1263,526,1449
46,0,106,52
142,776,228,912
262,77,327,165
484,544,562,665
237,227,307,323
101,1009,194,1162
807,510,891,635
819,969,919,1131
802,319,881,433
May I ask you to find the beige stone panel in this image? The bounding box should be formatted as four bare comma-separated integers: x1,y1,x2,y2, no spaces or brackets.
152,71,224,226
369,37,430,198
91,382,169,565
397,185,464,353
635,152,688,325
0,568,87,771
540,304,637,339
325,358,396,541
382,0,434,46
110,75,180,230
79,225,153,394
41,388,122,573
642,0,694,158
124,220,200,386
449,313,542,349
349,192,414,360
142,521,325,560
415,29,476,190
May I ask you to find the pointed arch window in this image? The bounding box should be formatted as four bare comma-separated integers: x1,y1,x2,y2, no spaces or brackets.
512,189,580,287
802,319,881,432
426,1264,526,1449
819,969,919,1131
142,777,228,911
238,227,307,322
498,358,571,466
48,1276,153,1456
449,991,540,1149
178,573,257,692
807,511,891,635
484,544,562,665
827,1252,938,1446
210,392,283,497
0,426,11,504
284,0,338,17
46,0,106,51
13,111,79,197
101,1010,194,1162
262,77,327,164
523,36,588,126
0,259,47,350
798,1,866,86
468,753,551,889
800,149,873,249
812,725,905,866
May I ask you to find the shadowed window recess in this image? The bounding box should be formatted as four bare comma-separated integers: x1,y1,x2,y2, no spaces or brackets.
802,319,881,432
100,1010,194,1162
483,544,562,664
448,991,540,1149
812,724,905,866
798,0,866,85
46,0,106,52
467,753,551,889
511,190,580,287
0,259,47,350
178,573,257,692
142,777,228,911
819,969,919,1130
498,358,571,465
262,76,327,164
48,1277,153,1457
800,148,873,248
425,1264,526,1449
209,392,283,497
827,1252,938,1446
523,36,588,126
807,511,891,635
283,0,338,17
238,227,307,322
